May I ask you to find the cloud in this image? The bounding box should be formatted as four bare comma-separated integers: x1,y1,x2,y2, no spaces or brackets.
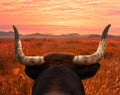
0,0,120,36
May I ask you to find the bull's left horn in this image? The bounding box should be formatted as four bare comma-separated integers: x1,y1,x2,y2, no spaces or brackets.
73,24,111,65
13,25,44,66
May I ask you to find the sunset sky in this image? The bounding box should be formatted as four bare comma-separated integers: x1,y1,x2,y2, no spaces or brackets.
0,0,120,35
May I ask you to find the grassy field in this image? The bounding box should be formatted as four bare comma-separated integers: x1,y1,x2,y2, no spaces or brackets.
0,37,120,95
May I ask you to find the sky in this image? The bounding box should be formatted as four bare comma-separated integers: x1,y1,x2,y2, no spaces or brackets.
0,0,120,35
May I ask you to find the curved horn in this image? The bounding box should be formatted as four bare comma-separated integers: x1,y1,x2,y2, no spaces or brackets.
73,24,111,65
13,25,44,66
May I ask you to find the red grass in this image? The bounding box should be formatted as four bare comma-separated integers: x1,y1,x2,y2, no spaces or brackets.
0,38,120,95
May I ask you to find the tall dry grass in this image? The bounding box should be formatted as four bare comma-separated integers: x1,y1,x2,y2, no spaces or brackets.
0,38,120,95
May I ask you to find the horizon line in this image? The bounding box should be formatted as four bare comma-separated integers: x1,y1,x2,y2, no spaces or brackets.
0,31,120,36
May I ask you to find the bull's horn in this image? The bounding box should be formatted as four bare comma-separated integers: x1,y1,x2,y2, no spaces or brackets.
73,24,111,65
13,25,44,66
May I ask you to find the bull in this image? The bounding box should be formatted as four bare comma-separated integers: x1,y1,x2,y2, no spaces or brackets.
13,24,111,95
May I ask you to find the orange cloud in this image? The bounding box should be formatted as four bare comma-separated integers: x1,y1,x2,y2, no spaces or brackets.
0,0,120,35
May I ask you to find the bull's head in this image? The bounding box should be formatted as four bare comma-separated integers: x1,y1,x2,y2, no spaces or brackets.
13,24,111,95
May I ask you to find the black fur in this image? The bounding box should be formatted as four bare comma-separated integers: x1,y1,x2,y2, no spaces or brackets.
25,53,100,95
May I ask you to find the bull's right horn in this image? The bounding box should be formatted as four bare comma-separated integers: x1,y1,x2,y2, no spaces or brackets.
73,24,111,65
13,25,44,66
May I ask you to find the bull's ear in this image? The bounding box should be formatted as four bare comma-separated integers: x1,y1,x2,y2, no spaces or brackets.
25,65,49,80
73,63,100,80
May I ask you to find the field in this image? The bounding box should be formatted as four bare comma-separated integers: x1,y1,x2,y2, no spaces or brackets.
0,37,120,95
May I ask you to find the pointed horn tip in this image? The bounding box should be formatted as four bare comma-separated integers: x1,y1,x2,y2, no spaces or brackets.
12,25,16,29
101,24,111,40
12,25,20,38
107,24,111,28
104,24,111,31
12,25,17,31
105,24,111,32
12,25,19,34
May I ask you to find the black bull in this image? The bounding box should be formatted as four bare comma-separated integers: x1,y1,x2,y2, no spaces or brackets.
13,24,111,95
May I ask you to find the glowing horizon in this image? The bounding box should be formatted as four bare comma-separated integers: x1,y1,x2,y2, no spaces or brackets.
0,0,120,35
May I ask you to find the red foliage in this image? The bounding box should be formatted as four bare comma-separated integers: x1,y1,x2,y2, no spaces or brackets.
0,38,120,95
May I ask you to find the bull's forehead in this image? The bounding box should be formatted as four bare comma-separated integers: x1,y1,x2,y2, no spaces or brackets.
43,91,69,95
44,53,74,64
